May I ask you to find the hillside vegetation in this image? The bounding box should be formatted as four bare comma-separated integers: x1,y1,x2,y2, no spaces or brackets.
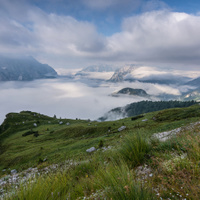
0,104,200,199
99,100,197,121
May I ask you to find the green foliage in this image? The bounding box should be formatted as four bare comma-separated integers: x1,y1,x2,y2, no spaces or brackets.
100,100,197,121
98,140,104,148
10,171,70,200
154,105,200,122
22,130,38,137
38,157,43,164
119,132,151,168
1,104,200,200
131,115,144,121
117,87,148,96
97,161,155,200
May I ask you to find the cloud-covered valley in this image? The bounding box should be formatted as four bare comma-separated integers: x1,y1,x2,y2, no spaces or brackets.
0,72,196,124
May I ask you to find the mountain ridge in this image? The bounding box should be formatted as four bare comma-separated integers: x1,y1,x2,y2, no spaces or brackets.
109,65,191,84
0,56,57,81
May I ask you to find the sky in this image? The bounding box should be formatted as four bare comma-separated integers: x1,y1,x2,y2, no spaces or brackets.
1,0,200,70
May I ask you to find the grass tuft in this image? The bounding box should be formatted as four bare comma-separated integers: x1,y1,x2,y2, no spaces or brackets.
96,161,155,200
119,132,152,168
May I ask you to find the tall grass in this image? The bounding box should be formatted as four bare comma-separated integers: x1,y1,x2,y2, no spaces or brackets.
4,161,98,200
150,128,200,199
96,161,155,200
5,171,69,200
119,132,152,168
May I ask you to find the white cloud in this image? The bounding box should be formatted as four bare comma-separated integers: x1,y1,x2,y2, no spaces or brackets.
106,10,200,68
0,3,107,67
142,0,169,11
0,79,146,123
0,1,200,69
32,13,106,54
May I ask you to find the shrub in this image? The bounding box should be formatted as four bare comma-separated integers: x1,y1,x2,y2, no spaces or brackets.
34,132,39,137
98,140,104,148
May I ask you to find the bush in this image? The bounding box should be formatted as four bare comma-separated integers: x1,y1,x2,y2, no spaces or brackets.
34,132,39,137
98,140,104,148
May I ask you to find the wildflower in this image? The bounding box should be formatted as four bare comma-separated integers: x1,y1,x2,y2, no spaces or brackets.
124,185,129,193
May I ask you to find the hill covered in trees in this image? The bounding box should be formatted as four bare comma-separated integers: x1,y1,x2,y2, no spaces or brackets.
111,87,149,97
99,100,197,121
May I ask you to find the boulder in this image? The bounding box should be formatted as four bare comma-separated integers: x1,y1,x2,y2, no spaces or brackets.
86,147,96,153
142,119,148,122
118,126,126,132
11,169,17,174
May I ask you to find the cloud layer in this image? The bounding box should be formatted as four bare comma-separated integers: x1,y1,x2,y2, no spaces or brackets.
1,77,192,124
0,0,200,69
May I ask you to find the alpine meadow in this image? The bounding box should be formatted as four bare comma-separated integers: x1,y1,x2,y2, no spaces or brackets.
1,0,200,199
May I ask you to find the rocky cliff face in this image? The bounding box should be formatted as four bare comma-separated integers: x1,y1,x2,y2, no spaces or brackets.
109,66,135,82
0,56,57,81
109,65,190,84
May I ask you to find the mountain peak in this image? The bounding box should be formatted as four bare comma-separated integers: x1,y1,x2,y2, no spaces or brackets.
0,56,57,81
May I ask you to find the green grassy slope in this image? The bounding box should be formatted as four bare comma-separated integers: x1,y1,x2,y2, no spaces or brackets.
0,104,200,199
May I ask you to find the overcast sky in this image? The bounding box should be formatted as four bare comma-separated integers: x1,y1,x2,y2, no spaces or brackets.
1,0,200,70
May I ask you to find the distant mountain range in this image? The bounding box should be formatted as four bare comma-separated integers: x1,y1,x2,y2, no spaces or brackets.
0,56,57,81
109,65,191,85
77,65,115,73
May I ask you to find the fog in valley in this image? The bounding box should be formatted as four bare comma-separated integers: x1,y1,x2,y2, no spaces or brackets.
0,71,195,124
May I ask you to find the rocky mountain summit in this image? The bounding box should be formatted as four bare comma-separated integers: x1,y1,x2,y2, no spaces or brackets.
109,65,135,82
0,56,57,81
109,65,190,84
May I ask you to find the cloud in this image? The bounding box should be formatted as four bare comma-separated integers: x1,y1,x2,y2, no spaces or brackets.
0,74,196,124
31,13,106,54
107,10,200,68
82,0,142,11
0,1,200,69
0,1,107,67
142,0,169,11
0,79,145,124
